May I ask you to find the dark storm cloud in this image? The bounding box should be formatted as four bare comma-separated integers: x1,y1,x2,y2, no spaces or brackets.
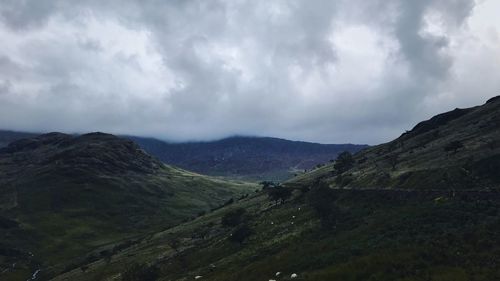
0,0,498,144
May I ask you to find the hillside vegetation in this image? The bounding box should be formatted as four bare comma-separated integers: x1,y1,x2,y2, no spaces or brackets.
48,97,500,281
52,185,500,281
0,133,256,280
289,96,500,190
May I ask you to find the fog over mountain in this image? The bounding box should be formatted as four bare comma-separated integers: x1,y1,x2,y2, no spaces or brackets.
0,0,499,144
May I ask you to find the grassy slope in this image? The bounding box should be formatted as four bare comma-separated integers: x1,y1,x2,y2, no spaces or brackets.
289,97,500,190
53,189,500,281
0,133,257,280
50,97,500,281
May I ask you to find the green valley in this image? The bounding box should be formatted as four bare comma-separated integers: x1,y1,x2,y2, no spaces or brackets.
37,97,500,281
0,133,256,280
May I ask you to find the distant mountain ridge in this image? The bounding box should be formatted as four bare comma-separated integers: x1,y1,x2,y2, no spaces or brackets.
0,131,368,181
126,136,368,181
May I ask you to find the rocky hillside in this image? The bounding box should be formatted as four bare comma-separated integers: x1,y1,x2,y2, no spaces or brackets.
0,133,255,280
289,96,500,190
127,136,368,181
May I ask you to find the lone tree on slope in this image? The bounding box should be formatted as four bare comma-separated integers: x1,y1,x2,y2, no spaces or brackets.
333,151,355,174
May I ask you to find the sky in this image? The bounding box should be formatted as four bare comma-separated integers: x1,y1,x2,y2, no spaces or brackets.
0,0,499,144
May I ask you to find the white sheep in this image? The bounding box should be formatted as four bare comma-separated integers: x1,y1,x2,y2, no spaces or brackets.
291,273,298,278
269,280,277,281
275,271,281,276
292,215,296,219
194,276,203,279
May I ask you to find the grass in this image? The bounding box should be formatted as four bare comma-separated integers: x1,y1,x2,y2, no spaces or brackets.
50,187,500,281
1,161,256,280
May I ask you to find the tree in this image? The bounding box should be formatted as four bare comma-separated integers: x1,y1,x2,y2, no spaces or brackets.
267,186,292,205
444,141,464,154
333,151,355,174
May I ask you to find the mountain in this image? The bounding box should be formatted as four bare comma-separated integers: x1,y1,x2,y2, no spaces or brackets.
0,131,368,182
50,97,500,281
0,132,256,280
0,130,38,148
126,136,368,181
289,96,500,190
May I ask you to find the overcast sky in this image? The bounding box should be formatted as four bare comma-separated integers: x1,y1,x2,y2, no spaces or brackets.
0,0,499,144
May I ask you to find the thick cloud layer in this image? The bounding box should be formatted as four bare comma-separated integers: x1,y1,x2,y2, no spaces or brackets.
0,0,499,144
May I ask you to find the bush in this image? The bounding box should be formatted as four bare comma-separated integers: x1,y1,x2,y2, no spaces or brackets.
221,208,246,227
121,263,159,281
